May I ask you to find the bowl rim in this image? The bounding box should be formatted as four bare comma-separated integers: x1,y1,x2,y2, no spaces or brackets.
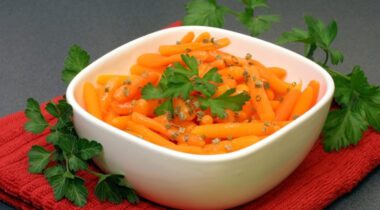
66,25,335,163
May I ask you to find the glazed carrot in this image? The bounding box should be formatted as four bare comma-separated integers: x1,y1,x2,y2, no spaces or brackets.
97,75,131,85
110,116,131,129
206,58,226,69
290,86,314,119
222,66,245,82
247,67,275,121
110,101,133,115
132,99,150,116
174,144,205,154
125,120,176,148
191,122,274,138
270,100,281,110
230,135,261,151
222,76,237,88
235,84,249,94
130,64,164,75
100,77,123,113
173,98,196,121
275,88,301,121
104,111,118,125
137,53,182,68
200,115,213,125
249,59,266,69
309,80,320,106
83,82,102,119
267,67,287,79
259,69,290,94
131,112,169,136
180,31,195,44
113,72,160,102
176,134,205,147
203,143,227,154
159,38,230,56
194,32,211,42
265,89,275,100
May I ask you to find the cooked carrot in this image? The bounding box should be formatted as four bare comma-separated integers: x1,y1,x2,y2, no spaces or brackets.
265,89,275,100
175,144,205,154
200,115,213,125
110,116,131,129
235,84,249,94
125,120,175,148
132,99,150,116
309,80,320,106
130,64,164,75
259,68,290,94
137,53,182,68
159,38,230,56
230,135,261,151
176,134,205,147
270,100,281,110
180,31,195,44
275,88,301,121
222,66,245,82
97,75,135,85
191,122,274,138
207,58,226,69
104,111,118,125
247,67,275,121
131,112,169,136
290,86,314,119
267,67,287,79
100,77,123,113
110,101,133,115
83,82,102,119
194,32,211,42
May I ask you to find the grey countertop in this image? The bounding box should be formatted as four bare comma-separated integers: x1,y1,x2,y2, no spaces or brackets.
0,0,379,209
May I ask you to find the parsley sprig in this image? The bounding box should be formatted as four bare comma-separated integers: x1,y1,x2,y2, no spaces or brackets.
141,54,250,118
184,1,380,152
25,46,139,206
183,0,279,37
278,17,380,151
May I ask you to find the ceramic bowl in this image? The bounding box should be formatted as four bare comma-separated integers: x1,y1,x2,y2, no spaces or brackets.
66,26,334,209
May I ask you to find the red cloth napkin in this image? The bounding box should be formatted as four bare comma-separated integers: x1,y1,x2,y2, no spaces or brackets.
1,21,379,209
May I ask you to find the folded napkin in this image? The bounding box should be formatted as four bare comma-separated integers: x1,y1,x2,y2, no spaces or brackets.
1,21,379,209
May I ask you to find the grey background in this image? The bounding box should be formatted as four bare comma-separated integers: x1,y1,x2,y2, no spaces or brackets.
0,0,379,209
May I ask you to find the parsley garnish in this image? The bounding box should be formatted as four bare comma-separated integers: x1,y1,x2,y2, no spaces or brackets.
278,17,380,151
141,54,249,118
184,0,279,37
25,45,138,206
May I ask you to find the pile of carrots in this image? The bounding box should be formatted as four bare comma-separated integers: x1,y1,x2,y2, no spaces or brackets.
83,31,320,155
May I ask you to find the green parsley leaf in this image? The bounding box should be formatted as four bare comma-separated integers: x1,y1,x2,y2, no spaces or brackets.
95,174,139,204
238,12,280,37
322,108,368,151
141,83,165,100
46,171,70,200
241,0,268,9
154,99,173,116
199,89,250,118
193,68,222,97
277,28,310,45
77,138,102,160
65,176,88,207
44,165,65,179
24,98,49,133
330,49,344,65
62,45,90,85
183,0,226,27
181,54,199,74
28,145,51,173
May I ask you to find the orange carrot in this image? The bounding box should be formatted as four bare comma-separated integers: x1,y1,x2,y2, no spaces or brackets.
247,67,275,121
270,100,280,110
131,112,169,136
137,53,182,68
125,120,175,148
267,67,287,79
200,115,213,125
100,77,123,113
132,99,150,116
96,75,132,85
259,69,290,94
309,80,320,106
275,88,301,121
194,32,211,42
159,38,230,56
110,101,133,115
191,122,274,138
83,82,102,119
110,116,131,129
180,31,195,44
130,64,164,75
290,86,314,119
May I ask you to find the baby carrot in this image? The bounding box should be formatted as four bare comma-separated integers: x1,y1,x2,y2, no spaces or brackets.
247,67,275,121
110,116,131,129
259,68,290,94
131,112,169,136
180,31,195,44
290,86,314,119
83,82,102,119
125,120,175,148
275,88,301,121
309,80,320,106
194,32,211,42
97,75,132,85
191,122,274,139
230,135,261,151
137,53,182,68
174,144,205,154
100,77,123,113
267,67,287,79
130,64,164,75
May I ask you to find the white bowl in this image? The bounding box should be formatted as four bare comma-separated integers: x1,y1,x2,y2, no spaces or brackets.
66,26,334,209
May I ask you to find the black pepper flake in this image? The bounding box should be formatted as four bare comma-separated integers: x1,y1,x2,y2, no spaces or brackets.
255,95,262,102
245,53,252,60
104,87,110,93
123,87,130,96
185,48,192,53
264,82,270,90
